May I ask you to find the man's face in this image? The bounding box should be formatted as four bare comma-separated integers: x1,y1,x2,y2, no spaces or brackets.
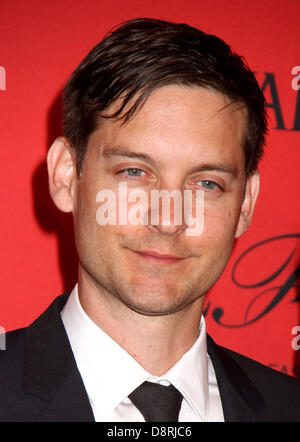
71,85,252,316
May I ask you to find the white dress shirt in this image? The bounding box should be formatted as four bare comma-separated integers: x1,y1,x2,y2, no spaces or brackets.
61,285,224,422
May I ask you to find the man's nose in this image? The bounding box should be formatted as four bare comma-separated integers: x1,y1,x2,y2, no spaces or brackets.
146,186,187,236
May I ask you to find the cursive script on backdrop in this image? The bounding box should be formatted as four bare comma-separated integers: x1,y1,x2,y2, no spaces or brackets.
204,234,300,328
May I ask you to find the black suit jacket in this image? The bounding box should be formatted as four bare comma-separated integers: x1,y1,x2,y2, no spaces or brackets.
0,294,299,422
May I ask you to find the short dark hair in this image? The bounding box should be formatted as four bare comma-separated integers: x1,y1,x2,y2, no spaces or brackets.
63,18,267,177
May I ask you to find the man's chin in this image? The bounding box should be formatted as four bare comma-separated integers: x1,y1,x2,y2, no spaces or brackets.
118,289,202,317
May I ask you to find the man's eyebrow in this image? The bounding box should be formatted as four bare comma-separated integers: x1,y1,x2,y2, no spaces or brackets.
101,146,157,167
188,162,239,177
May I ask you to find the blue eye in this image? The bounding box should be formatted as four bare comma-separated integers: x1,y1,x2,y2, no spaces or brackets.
124,168,145,177
198,180,218,190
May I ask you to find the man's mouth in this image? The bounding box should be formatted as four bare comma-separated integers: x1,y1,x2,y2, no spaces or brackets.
130,249,185,265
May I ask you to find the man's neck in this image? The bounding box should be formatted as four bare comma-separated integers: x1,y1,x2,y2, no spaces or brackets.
77,271,205,376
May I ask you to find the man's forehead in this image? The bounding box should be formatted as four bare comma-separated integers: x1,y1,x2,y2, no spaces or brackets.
100,85,248,127
96,86,247,146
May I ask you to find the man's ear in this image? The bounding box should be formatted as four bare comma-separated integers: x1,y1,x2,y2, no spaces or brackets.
47,137,77,213
235,170,260,238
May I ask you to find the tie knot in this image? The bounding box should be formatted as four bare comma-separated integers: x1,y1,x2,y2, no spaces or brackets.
129,381,183,422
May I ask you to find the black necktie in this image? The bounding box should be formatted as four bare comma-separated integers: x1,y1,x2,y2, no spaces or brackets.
128,381,183,422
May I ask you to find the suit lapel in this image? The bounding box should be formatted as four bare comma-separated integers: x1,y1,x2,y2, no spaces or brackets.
207,335,265,422
23,294,94,422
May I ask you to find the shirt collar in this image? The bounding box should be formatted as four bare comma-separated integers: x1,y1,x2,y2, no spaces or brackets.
61,284,209,420
156,321,209,419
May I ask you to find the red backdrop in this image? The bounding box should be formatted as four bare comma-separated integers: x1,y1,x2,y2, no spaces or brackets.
0,0,299,377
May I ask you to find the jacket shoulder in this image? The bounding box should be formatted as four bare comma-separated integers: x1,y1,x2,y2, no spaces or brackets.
222,344,300,386
0,295,71,421
0,328,39,421
0,327,25,373
220,344,300,421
